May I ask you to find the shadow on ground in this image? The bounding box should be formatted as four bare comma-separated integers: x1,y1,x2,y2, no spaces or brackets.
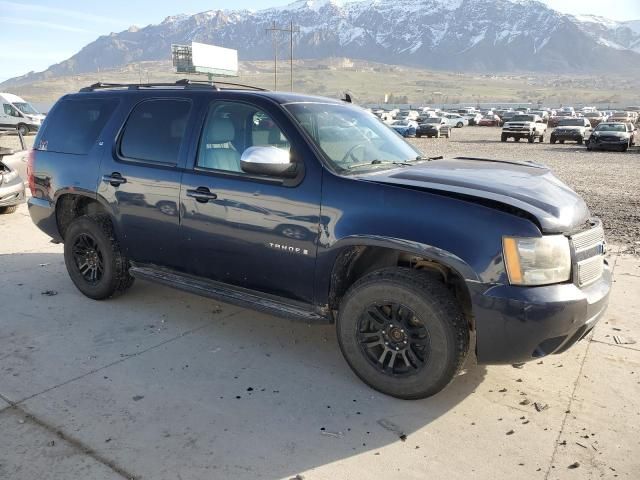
0,251,489,478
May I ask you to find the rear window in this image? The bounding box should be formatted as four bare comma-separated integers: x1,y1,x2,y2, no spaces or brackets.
120,99,191,164
39,97,118,154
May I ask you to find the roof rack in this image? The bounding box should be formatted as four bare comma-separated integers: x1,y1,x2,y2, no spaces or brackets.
79,78,268,93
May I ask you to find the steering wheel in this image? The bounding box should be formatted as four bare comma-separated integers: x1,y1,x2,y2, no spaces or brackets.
341,143,367,165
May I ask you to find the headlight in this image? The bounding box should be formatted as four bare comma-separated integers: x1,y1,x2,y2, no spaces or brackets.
503,235,571,286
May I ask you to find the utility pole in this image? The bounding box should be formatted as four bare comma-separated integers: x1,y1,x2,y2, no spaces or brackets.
266,21,299,91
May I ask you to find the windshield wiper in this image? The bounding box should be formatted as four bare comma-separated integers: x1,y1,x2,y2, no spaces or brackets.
416,155,444,161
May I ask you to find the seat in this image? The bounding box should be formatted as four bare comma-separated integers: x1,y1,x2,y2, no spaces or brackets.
199,118,242,172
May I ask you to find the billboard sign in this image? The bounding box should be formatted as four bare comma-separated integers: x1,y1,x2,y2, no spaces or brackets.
172,42,238,77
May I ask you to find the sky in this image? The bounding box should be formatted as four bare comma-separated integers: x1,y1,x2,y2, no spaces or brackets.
1,0,640,83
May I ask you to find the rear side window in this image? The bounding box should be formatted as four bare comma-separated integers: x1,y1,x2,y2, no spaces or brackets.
120,99,191,165
40,97,118,154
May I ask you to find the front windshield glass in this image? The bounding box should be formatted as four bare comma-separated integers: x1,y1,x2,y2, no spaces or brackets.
595,124,625,132
511,115,535,122
558,119,584,126
423,118,441,124
285,102,422,172
13,102,39,115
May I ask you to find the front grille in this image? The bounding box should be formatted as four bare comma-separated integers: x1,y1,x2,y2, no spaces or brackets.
570,224,605,287
598,136,621,142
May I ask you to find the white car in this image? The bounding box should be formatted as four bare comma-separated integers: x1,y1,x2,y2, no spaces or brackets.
501,114,547,143
443,113,469,128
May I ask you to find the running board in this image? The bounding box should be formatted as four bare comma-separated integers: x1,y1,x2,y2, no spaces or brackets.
129,265,329,323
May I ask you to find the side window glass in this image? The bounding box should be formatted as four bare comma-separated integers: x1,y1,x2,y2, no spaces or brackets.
120,99,190,164
196,102,290,174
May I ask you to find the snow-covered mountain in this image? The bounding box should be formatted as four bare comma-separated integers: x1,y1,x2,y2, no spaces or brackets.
3,0,640,86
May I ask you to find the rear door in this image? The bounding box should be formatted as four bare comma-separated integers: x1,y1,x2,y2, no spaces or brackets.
98,96,195,270
0,103,19,129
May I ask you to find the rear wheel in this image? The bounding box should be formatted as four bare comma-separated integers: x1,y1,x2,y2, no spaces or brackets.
0,205,18,214
336,268,469,399
63,214,135,300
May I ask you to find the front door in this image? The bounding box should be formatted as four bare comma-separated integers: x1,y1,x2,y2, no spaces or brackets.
0,103,19,130
98,97,194,270
179,100,322,304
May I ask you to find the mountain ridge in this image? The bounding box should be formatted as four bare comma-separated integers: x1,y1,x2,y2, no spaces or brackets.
3,0,640,88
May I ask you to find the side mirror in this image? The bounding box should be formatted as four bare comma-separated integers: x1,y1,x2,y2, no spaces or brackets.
240,146,297,178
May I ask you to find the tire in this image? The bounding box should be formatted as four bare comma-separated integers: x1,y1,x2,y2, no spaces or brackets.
577,137,583,145
528,135,535,143
621,142,629,152
456,122,463,128
539,134,544,143
515,137,520,142
415,133,421,138
550,138,556,144
501,134,507,142
560,140,565,144
0,205,18,214
17,124,29,136
63,214,135,300
336,268,469,400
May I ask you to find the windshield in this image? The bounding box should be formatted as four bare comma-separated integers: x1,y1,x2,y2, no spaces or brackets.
585,113,601,118
392,120,410,126
511,115,535,122
13,102,39,115
558,119,585,126
285,102,422,172
595,124,625,132
423,118,441,124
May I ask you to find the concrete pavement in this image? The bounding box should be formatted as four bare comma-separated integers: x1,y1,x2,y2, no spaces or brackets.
1,203,638,479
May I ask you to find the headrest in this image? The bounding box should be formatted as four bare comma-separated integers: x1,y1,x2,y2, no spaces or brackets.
206,118,235,144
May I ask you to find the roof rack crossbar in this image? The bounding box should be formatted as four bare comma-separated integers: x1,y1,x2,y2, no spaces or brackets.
79,79,267,92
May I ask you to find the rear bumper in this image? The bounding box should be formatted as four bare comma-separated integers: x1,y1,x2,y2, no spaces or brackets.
0,180,25,207
27,196,62,242
470,261,611,364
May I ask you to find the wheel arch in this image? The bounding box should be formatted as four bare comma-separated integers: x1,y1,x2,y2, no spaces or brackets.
324,238,477,330
54,191,112,240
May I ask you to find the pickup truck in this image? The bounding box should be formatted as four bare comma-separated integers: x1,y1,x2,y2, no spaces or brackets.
27,81,611,399
501,114,547,143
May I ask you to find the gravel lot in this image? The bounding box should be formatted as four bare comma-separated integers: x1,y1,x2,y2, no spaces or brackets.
4,126,639,252
409,127,640,253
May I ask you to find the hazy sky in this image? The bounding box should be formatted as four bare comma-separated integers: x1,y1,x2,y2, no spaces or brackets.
1,0,639,82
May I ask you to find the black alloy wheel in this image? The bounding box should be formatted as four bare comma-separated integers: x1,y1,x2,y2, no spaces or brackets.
71,233,104,284
357,302,430,376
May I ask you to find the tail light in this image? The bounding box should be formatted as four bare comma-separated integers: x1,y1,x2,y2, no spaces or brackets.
26,148,36,196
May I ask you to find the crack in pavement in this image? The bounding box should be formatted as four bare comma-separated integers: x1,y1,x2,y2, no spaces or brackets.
0,403,136,480
590,339,639,352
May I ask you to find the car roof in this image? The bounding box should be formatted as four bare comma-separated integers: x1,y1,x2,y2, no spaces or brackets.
68,86,345,107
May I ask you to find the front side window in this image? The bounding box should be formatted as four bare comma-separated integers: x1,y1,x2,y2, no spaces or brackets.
3,104,19,117
196,102,291,174
120,99,191,164
285,102,421,172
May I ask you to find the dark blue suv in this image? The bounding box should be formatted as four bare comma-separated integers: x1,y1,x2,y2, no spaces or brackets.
27,81,611,399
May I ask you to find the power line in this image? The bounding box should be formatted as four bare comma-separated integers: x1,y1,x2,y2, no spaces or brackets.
265,21,300,91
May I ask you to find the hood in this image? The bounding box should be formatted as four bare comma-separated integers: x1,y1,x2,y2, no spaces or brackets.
358,157,590,233
505,121,533,127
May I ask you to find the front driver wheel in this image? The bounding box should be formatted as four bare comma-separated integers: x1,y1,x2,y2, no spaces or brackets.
456,122,463,128
336,268,469,399
64,214,135,300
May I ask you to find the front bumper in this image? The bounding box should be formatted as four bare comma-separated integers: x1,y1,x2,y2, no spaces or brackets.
589,137,628,149
502,130,534,138
552,132,583,141
0,178,25,207
471,261,611,364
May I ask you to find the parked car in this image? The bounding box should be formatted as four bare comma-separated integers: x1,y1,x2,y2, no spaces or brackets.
548,111,575,128
390,120,417,137
608,112,632,123
498,110,517,126
583,112,605,128
0,129,26,214
586,123,632,152
443,113,468,128
416,117,452,138
0,92,45,136
550,118,592,144
625,122,637,145
27,81,611,399
478,114,501,127
501,114,547,143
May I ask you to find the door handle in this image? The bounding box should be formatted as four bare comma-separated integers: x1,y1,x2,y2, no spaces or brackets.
186,187,217,203
102,172,127,187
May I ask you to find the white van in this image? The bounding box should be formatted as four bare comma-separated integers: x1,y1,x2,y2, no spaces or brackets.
0,93,45,136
